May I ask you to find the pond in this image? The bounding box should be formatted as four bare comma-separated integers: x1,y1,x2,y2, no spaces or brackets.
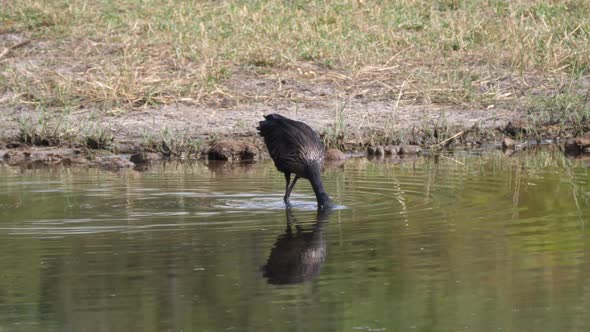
1,149,589,332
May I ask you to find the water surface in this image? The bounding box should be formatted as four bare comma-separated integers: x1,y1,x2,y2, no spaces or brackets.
1,150,590,332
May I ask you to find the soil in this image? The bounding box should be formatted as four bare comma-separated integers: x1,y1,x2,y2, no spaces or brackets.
0,77,580,167
0,97,522,146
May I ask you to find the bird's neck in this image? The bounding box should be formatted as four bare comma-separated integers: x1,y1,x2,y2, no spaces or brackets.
306,166,331,210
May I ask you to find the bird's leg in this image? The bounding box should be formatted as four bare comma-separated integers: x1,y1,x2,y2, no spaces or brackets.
283,173,291,204
284,175,299,205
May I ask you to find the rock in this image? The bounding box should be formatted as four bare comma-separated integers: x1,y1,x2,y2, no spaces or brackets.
42,153,64,164
68,156,90,165
130,152,162,164
502,137,518,149
208,140,259,161
574,135,590,148
98,156,135,170
384,145,401,155
374,146,385,156
2,150,26,160
565,138,579,153
325,148,346,161
1,147,90,166
565,135,590,154
399,144,422,155
503,121,526,137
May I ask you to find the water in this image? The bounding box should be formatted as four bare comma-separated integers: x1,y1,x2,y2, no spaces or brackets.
1,150,590,332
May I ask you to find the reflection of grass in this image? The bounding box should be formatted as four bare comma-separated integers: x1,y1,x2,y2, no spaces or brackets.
1,1,589,111
1,150,590,331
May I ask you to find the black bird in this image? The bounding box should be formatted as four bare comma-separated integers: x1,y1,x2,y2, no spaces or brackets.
257,114,332,210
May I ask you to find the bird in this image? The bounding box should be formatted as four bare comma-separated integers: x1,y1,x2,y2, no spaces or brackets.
257,114,332,210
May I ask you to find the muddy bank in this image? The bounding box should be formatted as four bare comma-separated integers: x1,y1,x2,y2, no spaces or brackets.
2,137,589,172
0,147,132,170
1,98,588,168
0,99,523,151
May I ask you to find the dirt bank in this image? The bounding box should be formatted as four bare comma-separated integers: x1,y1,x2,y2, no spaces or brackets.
2,71,589,166
0,97,524,150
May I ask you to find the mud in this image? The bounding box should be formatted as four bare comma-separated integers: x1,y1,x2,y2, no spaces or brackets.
0,98,522,148
207,140,261,161
325,148,346,161
0,92,588,167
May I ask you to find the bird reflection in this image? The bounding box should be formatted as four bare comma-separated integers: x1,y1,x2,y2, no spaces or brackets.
262,208,332,285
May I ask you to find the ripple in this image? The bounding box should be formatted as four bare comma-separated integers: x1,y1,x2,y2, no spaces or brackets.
32,218,95,224
30,188,66,193
0,225,128,235
2,150,590,332
129,211,191,218
214,194,313,210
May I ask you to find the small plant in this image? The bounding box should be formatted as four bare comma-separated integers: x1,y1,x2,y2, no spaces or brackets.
527,79,590,137
160,128,203,157
16,112,76,146
323,100,347,149
82,125,115,150
140,127,203,158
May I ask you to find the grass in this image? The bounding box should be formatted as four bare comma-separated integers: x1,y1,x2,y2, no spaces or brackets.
0,0,588,114
14,109,115,150
82,124,115,150
140,127,203,158
16,111,76,146
13,110,204,158
322,99,347,149
526,78,590,137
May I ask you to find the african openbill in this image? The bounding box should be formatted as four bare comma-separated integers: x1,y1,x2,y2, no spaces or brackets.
257,114,332,210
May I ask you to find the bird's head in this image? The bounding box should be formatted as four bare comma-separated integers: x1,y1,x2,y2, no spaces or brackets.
305,163,333,211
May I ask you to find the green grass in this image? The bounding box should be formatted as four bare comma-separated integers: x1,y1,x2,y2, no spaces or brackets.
140,127,204,158
16,111,77,146
0,0,589,114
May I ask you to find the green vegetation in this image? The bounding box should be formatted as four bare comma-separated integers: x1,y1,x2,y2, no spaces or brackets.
140,127,204,157
16,111,77,146
527,78,590,138
15,111,116,149
0,0,588,115
12,111,204,157
82,123,115,150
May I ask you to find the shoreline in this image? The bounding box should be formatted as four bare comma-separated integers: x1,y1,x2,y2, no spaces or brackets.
1,100,588,169
0,125,586,171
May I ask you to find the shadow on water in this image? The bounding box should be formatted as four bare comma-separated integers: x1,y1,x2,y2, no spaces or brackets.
262,208,332,285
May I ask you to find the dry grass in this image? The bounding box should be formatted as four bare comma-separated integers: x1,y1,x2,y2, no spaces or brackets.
0,0,589,113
